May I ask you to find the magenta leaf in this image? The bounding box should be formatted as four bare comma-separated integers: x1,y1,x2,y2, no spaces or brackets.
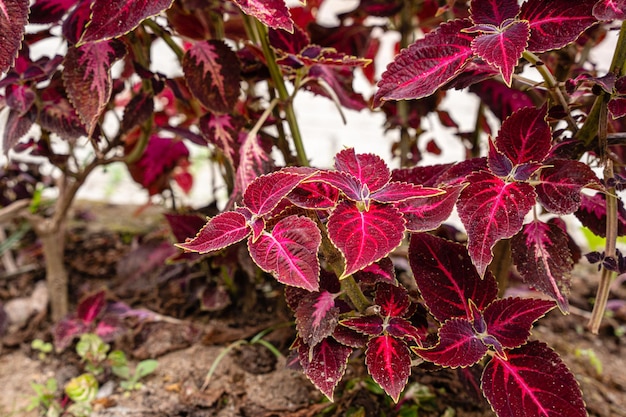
328,201,404,278
495,105,551,166
483,298,555,349
79,0,174,44
457,171,536,277
414,318,488,367
511,220,574,311
371,181,443,204
295,291,339,347
0,0,28,73
535,159,602,214
386,317,425,344
29,0,77,24
340,316,384,336
520,0,597,53
233,131,273,201
243,170,310,216
593,0,626,20
183,40,241,114
366,335,411,402
375,282,410,317
248,215,321,291
354,257,396,285
62,0,92,44
176,210,250,254
232,0,294,32
575,192,626,237
374,19,475,106
397,185,463,232
333,325,369,348
482,341,587,417
470,0,520,26
63,40,126,136
333,148,390,192
408,233,498,322
288,181,340,209
470,21,530,86
76,291,107,324
199,113,241,166
298,337,351,401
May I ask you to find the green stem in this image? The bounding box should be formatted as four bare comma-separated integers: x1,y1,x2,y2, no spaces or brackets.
253,19,308,166
341,276,370,313
143,19,184,61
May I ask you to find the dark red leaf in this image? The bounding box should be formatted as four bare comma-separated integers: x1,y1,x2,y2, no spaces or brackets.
608,97,626,119
79,0,174,44
183,40,241,114
334,148,390,193
457,171,536,277
77,291,106,324
328,201,405,278
2,108,33,153
296,291,339,347
63,40,126,136
375,282,410,318
249,215,321,291
0,0,29,73
469,79,535,121
470,21,530,86
414,318,488,367
53,318,88,351
311,170,364,202
298,337,352,401
340,316,384,336
408,233,498,322
5,84,35,115
200,284,231,312
593,0,626,20
397,185,463,232
243,170,309,216
391,163,455,188
176,210,250,253
470,0,520,26
332,325,369,348
535,159,602,214
29,0,78,24
232,0,294,32
386,317,425,344
233,131,274,202
269,25,310,55
488,139,514,177
482,341,586,417
511,220,574,311
575,192,626,237
354,257,396,285
288,181,340,209
374,19,475,106
62,0,92,45
164,213,207,243
306,65,368,111
120,91,154,133
371,182,443,204
366,335,411,402
483,298,555,349
520,0,597,53
199,113,242,166
495,105,551,166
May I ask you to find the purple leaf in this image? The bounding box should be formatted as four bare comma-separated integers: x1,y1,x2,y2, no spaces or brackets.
488,139,514,177
482,341,587,417
176,210,250,253
470,21,530,86
298,337,352,401
520,0,597,53
5,83,35,115
232,0,294,32
77,290,106,324
334,148,390,193
414,318,488,367
483,297,555,349
340,316,384,336
62,0,94,44
3,108,33,153
535,159,602,214
199,113,241,166
593,0,626,20
183,40,241,114
457,171,536,277
79,0,174,44
328,201,405,278
120,91,154,133
374,19,475,106
29,0,78,24
386,317,425,344
243,170,309,216
366,335,411,402
63,40,126,136
375,282,410,317
249,215,321,291
470,0,520,26
408,233,499,322
397,185,463,232
495,105,551,166
0,0,28,73
574,192,626,237
94,315,125,342
295,291,339,347
511,220,574,311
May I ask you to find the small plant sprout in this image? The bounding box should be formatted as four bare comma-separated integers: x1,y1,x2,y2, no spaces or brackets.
108,350,159,392
31,339,53,361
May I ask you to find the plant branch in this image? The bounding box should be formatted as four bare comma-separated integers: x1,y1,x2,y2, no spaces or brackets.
143,19,184,61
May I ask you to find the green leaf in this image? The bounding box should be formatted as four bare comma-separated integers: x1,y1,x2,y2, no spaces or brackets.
135,359,159,379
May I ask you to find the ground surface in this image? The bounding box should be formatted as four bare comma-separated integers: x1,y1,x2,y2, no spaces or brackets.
1,202,626,417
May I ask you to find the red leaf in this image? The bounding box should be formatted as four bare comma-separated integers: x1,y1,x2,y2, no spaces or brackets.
397,185,462,232
199,113,241,166
29,0,77,24
334,148,390,193
77,291,106,324
593,0,626,20
354,257,396,285
408,233,498,322
0,0,28,73
535,159,602,214
371,181,443,204
63,40,126,136
386,317,425,344
232,0,294,32
2,108,33,153
183,40,241,114
298,337,352,401
295,291,339,347
414,318,488,367
164,213,207,243
495,105,551,166
340,316,384,336
375,282,410,317
232,131,274,203
243,170,309,216
470,21,530,86
62,0,92,45
328,201,405,278
53,318,88,351
482,341,586,417
469,79,534,121
288,181,340,209
333,325,369,348
470,0,520,26
574,192,626,237
608,96,626,119
120,91,154,133
79,0,174,44
249,215,321,291
511,220,574,311
306,65,368,111
457,171,536,277
366,335,411,402
374,19,474,106
520,0,597,53
176,210,250,253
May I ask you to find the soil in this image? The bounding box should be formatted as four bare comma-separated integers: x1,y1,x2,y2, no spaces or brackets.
1,202,626,417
